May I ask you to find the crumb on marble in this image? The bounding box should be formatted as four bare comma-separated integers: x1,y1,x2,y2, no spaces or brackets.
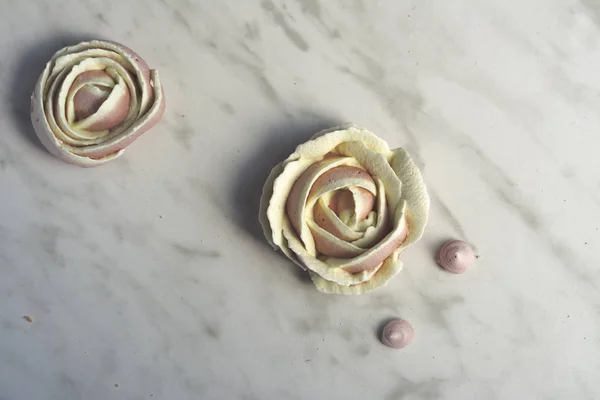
23,316,33,323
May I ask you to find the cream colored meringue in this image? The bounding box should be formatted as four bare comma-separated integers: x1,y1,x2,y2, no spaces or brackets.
259,125,430,295
30,40,166,167
381,319,414,349
437,240,476,274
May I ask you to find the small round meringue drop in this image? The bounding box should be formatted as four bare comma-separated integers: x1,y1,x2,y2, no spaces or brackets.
437,240,477,274
381,319,414,349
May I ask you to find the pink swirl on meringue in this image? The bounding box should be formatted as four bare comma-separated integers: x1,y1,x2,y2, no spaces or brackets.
437,240,477,274
30,40,165,167
381,318,414,349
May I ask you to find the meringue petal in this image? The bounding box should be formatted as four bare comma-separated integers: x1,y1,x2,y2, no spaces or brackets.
390,148,430,249
73,75,130,132
67,69,115,122
336,140,403,212
307,220,366,258
324,201,408,274
347,186,375,221
309,248,403,295
282,219,379,286
313,197,363,242
282,201,407,285
351,179,390,248
285,157,354,256
307,166,377,203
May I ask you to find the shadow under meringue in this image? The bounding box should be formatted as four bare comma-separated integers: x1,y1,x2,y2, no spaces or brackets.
229,114,344,283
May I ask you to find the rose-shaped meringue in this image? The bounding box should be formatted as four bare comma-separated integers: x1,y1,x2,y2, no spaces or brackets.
30,40,166,167
436,240,477,274
381,318,414,349
259,125,430,295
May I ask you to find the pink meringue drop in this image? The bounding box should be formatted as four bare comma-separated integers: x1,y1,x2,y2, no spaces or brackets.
437,240,477,274
381,319,414,349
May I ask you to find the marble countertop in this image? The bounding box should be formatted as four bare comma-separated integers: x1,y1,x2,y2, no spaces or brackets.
1,0,600,399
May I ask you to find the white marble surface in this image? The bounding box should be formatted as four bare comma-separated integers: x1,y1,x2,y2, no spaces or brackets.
1,0,600,399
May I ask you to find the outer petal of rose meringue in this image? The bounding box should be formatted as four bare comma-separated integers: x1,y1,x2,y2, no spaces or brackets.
30,40,165,167
307,219,366,258
259,162,306,270
309,248,404,295
390,148,430,249
281,218,381,286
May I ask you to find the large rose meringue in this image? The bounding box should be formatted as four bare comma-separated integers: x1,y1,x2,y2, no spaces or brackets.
30,40,166,167
259,125,430,294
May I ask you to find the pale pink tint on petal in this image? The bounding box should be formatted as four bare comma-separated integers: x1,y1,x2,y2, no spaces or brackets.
341,221,409,273
328,191,340,214
308,166,375,199
285,157,348,237
311,228,362,258
313,201,356,241
107,40,151,76
69,70,113,120
336,190,354,216
84,88,131,131
73,86,111,121
105,40,154,103
350,187,375,221
83,84,165,159
285,162,323,236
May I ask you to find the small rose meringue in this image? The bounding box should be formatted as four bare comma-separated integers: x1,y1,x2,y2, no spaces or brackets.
30,40,165,167
437,240,477,274
381,319,414,349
